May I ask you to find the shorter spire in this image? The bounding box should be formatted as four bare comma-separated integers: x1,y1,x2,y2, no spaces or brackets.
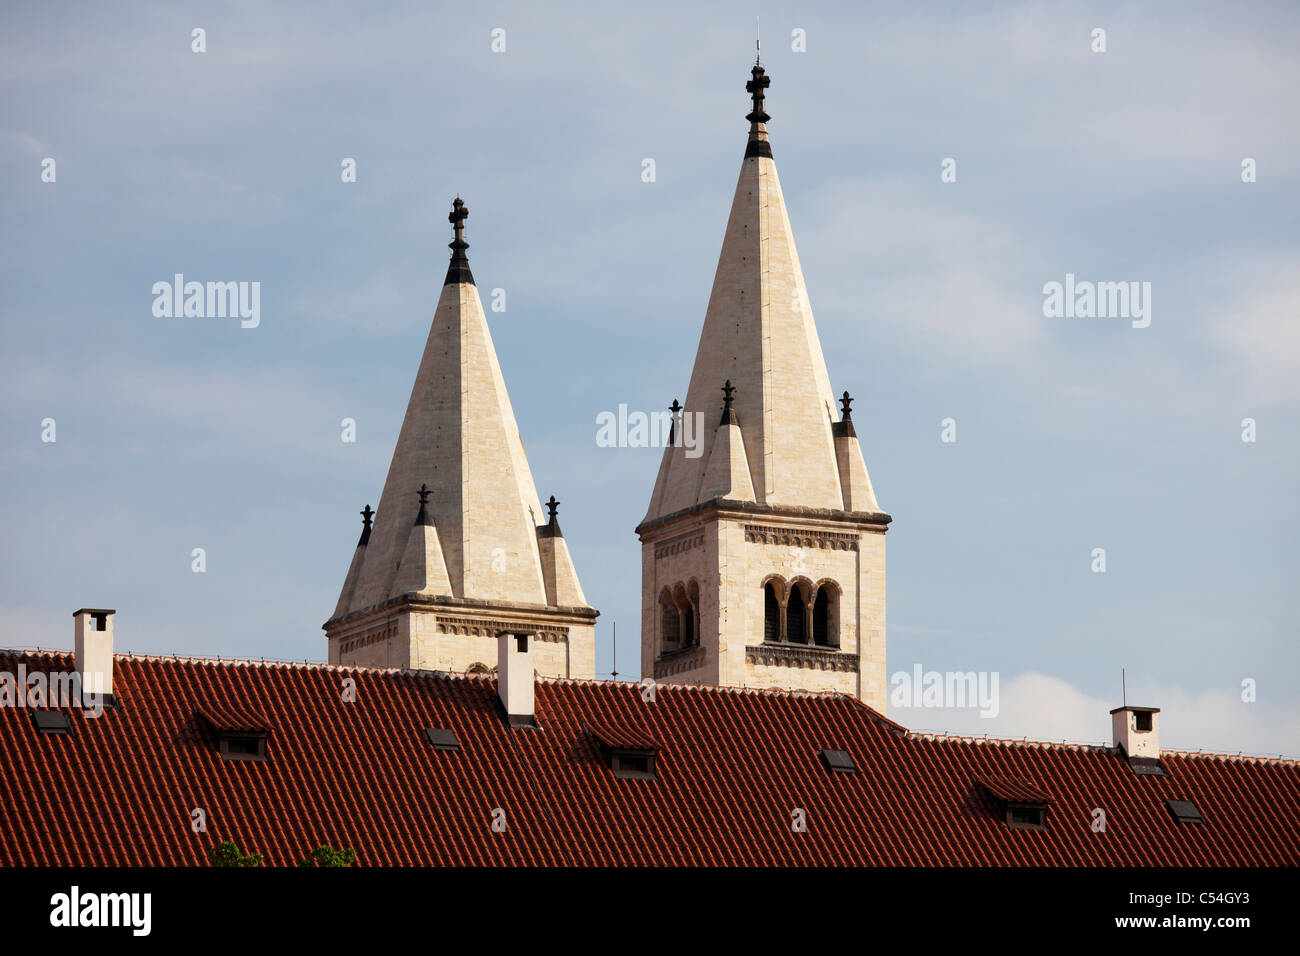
358,504,374,546
444,197,475,287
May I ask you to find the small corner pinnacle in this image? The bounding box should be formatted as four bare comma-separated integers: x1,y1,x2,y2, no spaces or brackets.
415,484,432,525
720,380,739,426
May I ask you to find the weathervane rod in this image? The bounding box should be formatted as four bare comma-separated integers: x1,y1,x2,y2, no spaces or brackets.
756,16,761,63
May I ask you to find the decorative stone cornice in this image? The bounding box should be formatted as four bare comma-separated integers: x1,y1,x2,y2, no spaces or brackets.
743,524,859,551
746,642,858,673
654,532,705,560
436,616,565,643
637,498,890,539
653,645,707,678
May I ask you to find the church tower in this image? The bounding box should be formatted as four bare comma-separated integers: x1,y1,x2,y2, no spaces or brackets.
325,199,598,677
637,63,891,710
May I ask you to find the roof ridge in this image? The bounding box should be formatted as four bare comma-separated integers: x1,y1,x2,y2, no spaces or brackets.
909,730,1300,766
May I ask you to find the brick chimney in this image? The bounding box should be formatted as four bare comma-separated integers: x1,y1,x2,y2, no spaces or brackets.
497,630,536,727
73,608,115,703
1111,705,1160,759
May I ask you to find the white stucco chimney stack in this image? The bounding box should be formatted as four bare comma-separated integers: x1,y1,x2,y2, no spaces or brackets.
497,630,536,727
73,608,116,703
1111,705,1160,759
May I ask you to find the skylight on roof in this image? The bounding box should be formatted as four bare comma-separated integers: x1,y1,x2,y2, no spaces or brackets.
425,727,460,751
32,711,72,735
819,749,856,773
1166,799,1205,824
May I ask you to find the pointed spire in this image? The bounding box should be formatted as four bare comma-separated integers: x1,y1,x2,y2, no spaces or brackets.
358,504,374,546
444,197,475,287
641,61,884,524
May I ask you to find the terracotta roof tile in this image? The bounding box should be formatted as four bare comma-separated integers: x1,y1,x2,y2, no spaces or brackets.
1,650,1297,866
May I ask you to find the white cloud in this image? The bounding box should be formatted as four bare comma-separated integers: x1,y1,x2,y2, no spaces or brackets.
894,670,1300,759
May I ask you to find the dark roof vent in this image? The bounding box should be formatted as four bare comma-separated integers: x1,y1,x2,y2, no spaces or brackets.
424,727,461,751
32,710,72,736
819,749,857,773
1166,799,1205,824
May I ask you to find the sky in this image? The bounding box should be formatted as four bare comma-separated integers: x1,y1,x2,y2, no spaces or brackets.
2,1,1297,757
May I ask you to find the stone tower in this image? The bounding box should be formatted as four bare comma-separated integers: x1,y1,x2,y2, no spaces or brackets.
325,199,598,677
636,63,891,710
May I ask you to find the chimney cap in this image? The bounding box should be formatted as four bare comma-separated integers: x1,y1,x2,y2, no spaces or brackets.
72,608,116,617
1109,705,1160,715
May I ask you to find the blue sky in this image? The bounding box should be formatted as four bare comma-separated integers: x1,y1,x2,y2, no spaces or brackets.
2,1,1297,755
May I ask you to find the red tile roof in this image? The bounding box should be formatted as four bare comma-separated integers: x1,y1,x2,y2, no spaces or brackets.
2,650,1297,866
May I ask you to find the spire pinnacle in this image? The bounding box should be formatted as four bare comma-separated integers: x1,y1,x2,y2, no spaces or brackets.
358,504,374,546
539,494,563,538
444,196,475,286
667,398,682,446
840,391,853,420
415,483,432,525
720,379,739,425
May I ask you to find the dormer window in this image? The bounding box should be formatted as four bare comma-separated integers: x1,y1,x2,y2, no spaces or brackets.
218,733,268,761
585,719,659,781
198,702,271,763
978,777,1051,832
609,749,657,779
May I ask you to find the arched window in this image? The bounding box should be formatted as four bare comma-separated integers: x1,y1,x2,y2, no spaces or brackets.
813,586,831,646
763,582,781,643
787,587,806,644
686,580,701,647
659,590,679,650
682,605,695,647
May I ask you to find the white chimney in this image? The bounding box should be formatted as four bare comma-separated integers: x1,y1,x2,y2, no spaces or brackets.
497,630,535,727
73,608,115,702
1111,705,1160,759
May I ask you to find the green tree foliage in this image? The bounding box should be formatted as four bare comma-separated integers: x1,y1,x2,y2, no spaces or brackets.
297,845,357,868
208,840,264,867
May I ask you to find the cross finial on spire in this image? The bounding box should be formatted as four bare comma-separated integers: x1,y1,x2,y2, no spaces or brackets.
449,197,468,247
746,63,770,126
417,483,432,506
444,196,475,286
357,504,374,546
840,390,853,420
546,495,559,521
667,398,682,446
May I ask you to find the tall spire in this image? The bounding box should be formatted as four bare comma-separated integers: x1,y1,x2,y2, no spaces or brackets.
445,196,475,286
642,63,882,523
